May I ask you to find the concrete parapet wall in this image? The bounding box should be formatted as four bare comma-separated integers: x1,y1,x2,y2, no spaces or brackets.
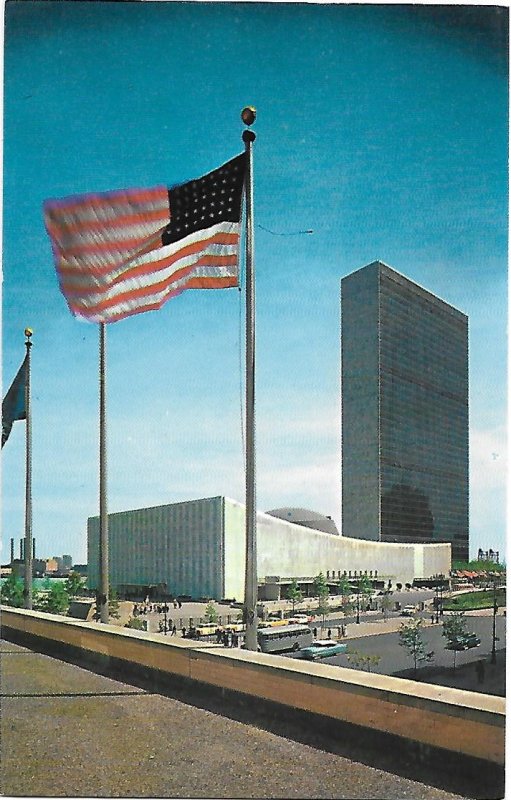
2,607,504,766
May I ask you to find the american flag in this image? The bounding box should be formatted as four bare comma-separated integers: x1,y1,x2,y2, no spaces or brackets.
43,153,246,324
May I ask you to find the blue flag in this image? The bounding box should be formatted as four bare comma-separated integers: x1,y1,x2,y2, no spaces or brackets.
2,355,27,447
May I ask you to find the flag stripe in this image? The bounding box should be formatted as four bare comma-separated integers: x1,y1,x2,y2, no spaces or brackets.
74,274,238,324
81,275,238,325
45,208,171,240
61,234,239,317
44,186,169,219
57,225,239,280
63,252,238,310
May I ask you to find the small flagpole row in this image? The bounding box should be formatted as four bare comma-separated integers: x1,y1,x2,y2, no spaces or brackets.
23,328,33,610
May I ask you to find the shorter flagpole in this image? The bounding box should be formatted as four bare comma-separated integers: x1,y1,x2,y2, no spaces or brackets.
98,322,109,623
23,328,33,609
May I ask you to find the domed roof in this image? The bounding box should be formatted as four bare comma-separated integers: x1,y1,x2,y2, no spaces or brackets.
265,507,340,536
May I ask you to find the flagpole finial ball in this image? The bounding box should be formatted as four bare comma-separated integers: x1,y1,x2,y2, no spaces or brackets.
24,328,33,339
241,106,256,126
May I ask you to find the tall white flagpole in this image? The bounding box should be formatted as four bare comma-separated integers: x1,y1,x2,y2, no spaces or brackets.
242,107,258,651
23,328,33,610
98,322,109,623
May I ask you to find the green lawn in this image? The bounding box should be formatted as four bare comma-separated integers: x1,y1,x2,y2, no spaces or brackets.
443,589,506,611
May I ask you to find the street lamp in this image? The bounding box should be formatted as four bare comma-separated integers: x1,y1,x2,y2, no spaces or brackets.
491,579,498,664
356,577,361,624
435,582,444,624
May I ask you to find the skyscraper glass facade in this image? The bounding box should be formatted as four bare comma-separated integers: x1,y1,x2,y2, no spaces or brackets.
341,261,469,562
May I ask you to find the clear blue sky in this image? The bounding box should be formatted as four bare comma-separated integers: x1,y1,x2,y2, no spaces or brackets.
2,2,508,564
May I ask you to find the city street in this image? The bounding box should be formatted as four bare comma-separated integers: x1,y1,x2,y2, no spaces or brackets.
286,611,506,681
113,591,506,695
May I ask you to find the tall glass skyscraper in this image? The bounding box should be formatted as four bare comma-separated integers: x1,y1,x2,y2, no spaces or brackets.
341,261,469,562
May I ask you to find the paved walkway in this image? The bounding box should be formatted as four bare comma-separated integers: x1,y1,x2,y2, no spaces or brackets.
1,638,476,799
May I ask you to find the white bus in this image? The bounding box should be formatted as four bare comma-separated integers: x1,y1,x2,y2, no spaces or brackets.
257,624,313,654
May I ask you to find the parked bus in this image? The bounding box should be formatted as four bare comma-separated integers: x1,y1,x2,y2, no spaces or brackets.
257,624,313,654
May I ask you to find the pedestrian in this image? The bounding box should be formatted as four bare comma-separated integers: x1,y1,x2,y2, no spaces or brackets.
182,627,186,638
341,624,346,638
476,661,485,684
327,629,332,639
431,615,435,624
233,633,239,648
313,627,318,638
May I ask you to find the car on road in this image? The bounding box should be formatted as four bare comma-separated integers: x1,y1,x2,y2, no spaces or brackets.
445,633,481,651
287,614,310,625
258,618,289,628
194,622,221,637
301,640,348,661
400,605,416,617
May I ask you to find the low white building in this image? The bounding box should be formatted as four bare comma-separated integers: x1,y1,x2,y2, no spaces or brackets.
87,496,451,600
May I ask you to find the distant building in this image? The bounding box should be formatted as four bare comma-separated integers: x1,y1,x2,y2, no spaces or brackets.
33,559,46,577
10,559,45,578
10,560,25,579
341,261,469,561
62,555,73,570
266,508,340,535
88,496,450,600
45,558,59,574
477,548,500,564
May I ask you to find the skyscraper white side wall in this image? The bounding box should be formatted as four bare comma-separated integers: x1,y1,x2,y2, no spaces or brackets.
88,496,225,598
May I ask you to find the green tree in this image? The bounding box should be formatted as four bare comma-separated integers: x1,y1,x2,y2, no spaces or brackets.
355,575,373,622
0,574,25,607
442,611,468,672
94,586,120,621
313,572,330,626
287,578,303,612
204,600,218,623
452,559,505,574
65,571,84,597
346,649,381,673
125,616,145,630
43,583,69,614
380,590,393,622
337,575,353,617
398,618,434,679
109,587,121,619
